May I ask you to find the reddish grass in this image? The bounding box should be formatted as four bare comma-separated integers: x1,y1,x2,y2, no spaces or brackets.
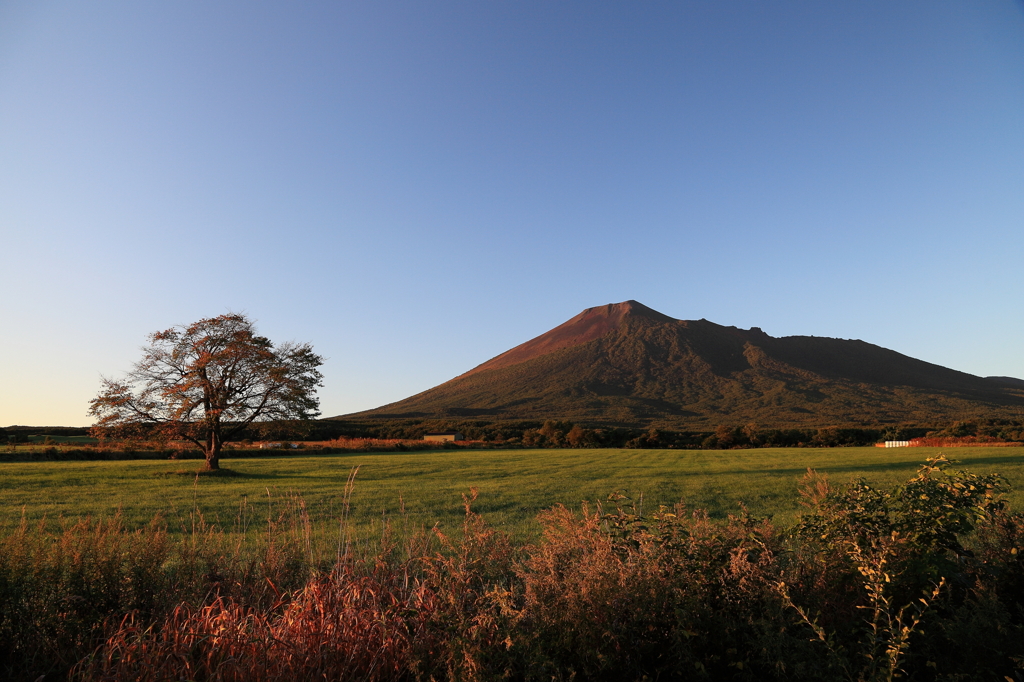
74,565,438,682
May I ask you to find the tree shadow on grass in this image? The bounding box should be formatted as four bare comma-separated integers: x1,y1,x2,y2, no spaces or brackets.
156,468,273,479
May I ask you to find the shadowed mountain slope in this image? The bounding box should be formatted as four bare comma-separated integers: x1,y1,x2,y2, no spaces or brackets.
345,301,1024,427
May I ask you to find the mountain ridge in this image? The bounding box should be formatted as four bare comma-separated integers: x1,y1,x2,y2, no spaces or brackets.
344,301,1024,427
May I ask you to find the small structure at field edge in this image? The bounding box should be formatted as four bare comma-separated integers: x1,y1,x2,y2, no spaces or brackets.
424,431,464,442
875,437,1021,448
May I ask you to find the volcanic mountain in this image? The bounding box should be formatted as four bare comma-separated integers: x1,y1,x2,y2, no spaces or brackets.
347,301,1024,427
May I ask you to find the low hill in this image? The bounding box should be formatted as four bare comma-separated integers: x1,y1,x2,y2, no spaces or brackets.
343,301,1024,428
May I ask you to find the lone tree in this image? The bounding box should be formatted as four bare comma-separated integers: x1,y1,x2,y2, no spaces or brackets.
90,313,324,470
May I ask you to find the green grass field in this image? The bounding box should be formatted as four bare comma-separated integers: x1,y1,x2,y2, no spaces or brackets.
2,446,1023,543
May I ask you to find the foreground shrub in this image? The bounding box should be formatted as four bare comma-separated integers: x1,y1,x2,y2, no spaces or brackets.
0,515,170,680
414,491,521,681
784,457,1023,681
515,502,788,680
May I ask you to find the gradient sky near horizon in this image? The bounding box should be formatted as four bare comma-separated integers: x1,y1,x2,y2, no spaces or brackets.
2,2,1023,427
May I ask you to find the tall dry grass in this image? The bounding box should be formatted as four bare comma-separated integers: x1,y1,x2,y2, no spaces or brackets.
68,489,522,682
74,565,437,682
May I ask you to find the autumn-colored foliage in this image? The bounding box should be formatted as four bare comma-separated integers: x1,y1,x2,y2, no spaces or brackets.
76,570,437,682
89,314,323,470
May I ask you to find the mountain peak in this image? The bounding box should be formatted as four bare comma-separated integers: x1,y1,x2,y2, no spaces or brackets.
585,300,677,323
463,301,674,377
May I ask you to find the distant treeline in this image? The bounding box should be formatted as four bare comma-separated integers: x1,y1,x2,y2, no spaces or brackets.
9,418,1024,453
1,426,92,437
342,420,889,449
318,417,1024,449
1,425,91,443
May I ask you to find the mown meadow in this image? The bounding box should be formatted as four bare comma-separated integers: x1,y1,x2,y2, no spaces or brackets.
3,446,1024,541
3,446,1024,681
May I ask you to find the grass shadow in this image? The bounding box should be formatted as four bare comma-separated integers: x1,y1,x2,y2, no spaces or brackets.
159,468,246,478
694,453,1024,481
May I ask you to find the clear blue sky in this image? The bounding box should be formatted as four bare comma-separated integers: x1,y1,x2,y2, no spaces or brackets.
2,1,1022,427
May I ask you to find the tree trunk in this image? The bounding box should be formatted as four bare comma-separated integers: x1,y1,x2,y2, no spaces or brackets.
205,432,221,470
